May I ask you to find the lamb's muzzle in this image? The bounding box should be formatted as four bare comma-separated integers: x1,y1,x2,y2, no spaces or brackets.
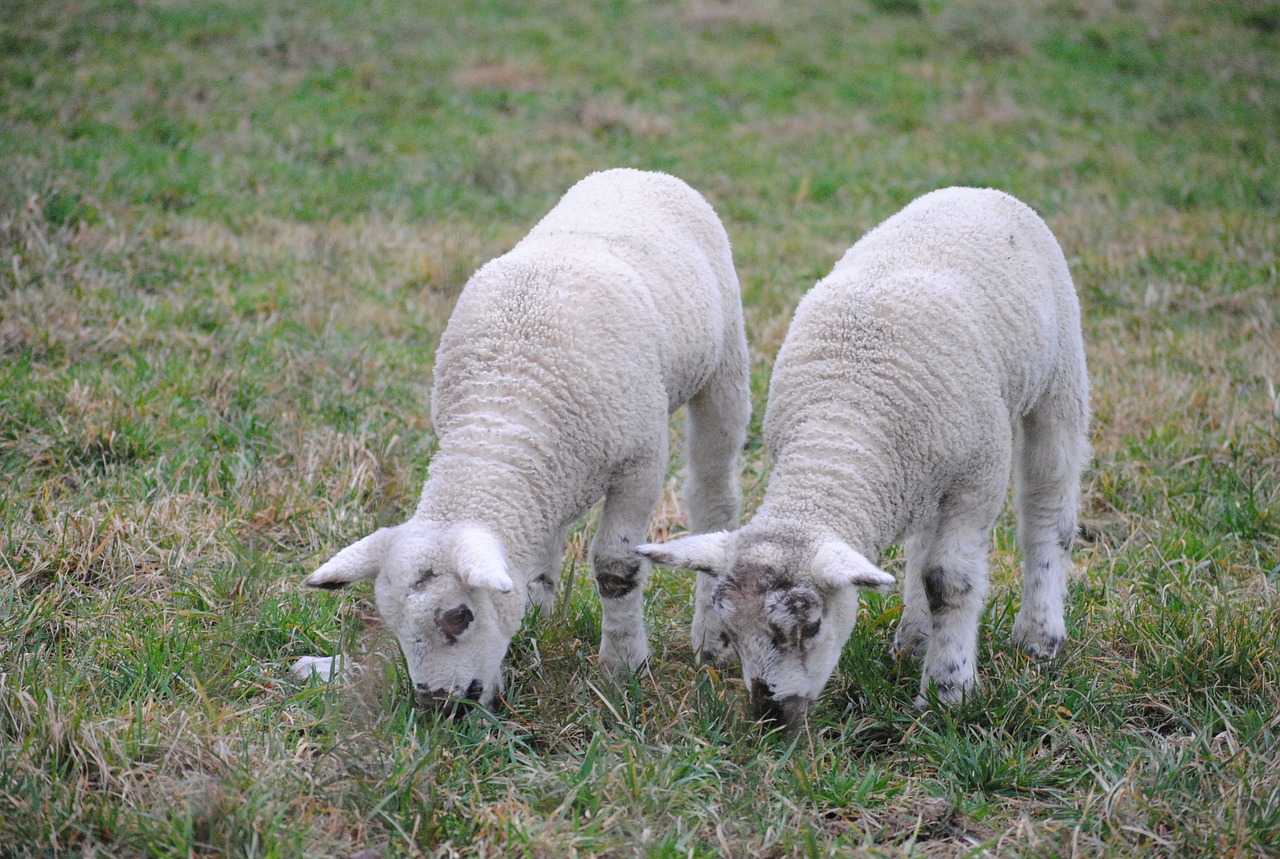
750,678,811,730
415,678,485,717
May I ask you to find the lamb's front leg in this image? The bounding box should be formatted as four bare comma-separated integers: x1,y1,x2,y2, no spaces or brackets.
892,538,934,662
526,522,571,621
916,536,991,707
591,457,664,674
683,367,749,667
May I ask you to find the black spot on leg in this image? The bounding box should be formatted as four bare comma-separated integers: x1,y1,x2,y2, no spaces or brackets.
924,566,946,614
923,566,973,614
312,580,347,591
596,556,642,599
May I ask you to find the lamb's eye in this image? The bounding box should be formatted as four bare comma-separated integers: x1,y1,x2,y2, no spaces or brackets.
414,568,435,587
800,619,821,641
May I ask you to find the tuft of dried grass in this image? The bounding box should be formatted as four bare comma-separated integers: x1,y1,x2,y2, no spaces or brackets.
452,61,547,93
578,99,675,140
940,79,1022,128
682,0,780,31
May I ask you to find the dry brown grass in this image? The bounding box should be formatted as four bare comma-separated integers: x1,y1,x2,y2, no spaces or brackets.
453,61,548,93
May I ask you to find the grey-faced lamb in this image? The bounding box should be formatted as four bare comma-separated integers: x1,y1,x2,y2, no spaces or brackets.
302,168,751,714
640,186,1090,727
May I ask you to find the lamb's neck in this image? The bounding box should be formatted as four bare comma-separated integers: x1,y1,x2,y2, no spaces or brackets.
413,442,571,581
752,432,907,560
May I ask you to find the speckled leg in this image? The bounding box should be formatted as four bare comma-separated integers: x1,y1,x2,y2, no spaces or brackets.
916,531,991,708
683,363,750,666
592,443,666,674
527,522,570,622
691,574,736,666
1012,396,1088,660
893,535,933,662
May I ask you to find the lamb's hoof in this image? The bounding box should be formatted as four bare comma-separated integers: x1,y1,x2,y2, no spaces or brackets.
693,625,739,668
696,644,740,668
1013,615,1066,660
600,637,650,676
892,625,929,662
915,677,971,710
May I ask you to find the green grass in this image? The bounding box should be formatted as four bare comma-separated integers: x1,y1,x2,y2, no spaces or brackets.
2,0,1278,856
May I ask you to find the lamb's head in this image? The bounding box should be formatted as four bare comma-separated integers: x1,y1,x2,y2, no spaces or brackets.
303,522,524,715
638,530,895,730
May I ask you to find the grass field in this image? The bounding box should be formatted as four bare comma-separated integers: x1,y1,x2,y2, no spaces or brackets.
2,0,1278,856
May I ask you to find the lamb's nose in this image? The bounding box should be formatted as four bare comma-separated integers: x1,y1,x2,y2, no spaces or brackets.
749,679,809,730
414,679,483,718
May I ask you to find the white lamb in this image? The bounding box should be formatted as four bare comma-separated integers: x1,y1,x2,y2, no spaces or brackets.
302,168,751,714
639,187,1090,727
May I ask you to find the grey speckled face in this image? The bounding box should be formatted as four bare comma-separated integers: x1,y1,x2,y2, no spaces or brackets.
713,577,822,727
712,544,862,730
636,529,894,730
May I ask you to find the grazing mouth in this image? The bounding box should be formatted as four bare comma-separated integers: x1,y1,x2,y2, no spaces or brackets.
414,678,485,717
749,678,811,730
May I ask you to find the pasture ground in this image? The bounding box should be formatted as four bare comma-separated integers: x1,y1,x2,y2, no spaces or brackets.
1,0,1278,856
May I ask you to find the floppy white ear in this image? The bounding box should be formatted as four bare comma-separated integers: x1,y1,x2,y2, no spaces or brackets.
452,525,514,593
636,531,731,575
304,527,400,590
811,540,896,592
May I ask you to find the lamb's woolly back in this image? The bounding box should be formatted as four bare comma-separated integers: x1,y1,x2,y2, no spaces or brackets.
639,186,1089,725
422,169,746,563
758,186,1085,552
306,168,751,712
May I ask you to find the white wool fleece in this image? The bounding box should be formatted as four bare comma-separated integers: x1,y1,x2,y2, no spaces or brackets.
641,186,1090,724
305,169,751,713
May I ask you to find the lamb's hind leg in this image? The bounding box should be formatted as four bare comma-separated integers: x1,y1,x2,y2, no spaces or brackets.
683,359,750,665
1012,389,1089,660
592,443,667,675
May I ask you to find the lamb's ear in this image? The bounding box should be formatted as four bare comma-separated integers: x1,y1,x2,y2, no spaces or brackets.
304,527,399,590
636,531,731,576
811,540,896,593
452,526,515,593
